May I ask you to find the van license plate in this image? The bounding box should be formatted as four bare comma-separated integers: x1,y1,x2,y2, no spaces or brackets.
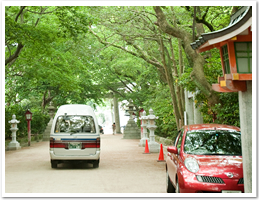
222,190,242,193
69,142,82,149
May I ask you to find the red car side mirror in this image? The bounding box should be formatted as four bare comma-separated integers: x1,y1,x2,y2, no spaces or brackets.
167,146,178,154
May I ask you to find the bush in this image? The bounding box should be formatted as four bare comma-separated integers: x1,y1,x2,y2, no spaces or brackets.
199,92,240,127
142,85,179,140
5,105,50,140
31,111,50,135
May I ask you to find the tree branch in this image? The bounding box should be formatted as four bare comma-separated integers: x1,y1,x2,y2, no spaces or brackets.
153,6,184,39
15,6,26,22
5,43,24,66
89,26,164,70
26,7,58,15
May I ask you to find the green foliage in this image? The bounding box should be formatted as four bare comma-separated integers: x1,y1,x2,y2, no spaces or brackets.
142,85,178,139
5,6,107,109
5,6,242,142
54,6,96,40
5,104,50,139
179,47,236,125
30,109,50,135
178,67,196,91
202,49,223,85
200,92,240,127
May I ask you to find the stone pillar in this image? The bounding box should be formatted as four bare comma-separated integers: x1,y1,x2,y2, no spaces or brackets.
185,90,194,125
7,114,21,150
147,109,159,153
43,102,56,141
185,90,203,125
139,111,149,147
113,95,121,134
111,100,115,126
123,100,141,139
239,81,252,193
193,95,203,124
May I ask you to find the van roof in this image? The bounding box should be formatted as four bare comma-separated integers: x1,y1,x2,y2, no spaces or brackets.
56,104,95,116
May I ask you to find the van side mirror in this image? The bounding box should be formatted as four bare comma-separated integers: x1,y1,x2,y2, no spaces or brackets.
167,146,178,154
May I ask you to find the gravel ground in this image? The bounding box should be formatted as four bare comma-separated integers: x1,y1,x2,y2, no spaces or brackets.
4,133,166,197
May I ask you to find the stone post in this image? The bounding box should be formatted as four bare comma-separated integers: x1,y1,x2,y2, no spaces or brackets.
111,100,115,127
185,90,194,125
147,109,159,153
113,95,121,134
185,89,203,125
239,81,252,193
193,92,203,124
7,114,21,150
43,102,56,141
139,111,149,147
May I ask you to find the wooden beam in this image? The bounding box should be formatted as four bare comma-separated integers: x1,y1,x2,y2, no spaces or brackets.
212,80,247,93
212,84,234,92
226,80,247,92
227,41,238,74
197,43,221,53
238,74,252,80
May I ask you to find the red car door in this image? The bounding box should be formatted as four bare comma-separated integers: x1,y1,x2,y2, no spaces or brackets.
167,130,184,187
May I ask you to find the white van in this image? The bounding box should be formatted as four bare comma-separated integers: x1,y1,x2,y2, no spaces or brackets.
49,104,100,168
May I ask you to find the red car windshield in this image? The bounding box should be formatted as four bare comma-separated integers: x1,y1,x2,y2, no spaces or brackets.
184,130,241,156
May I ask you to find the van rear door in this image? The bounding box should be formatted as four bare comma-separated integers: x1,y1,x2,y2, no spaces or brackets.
51,115,100,156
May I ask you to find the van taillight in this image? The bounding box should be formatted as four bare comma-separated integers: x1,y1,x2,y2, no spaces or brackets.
50,137,68,149
53,142,68,149
96,137,100,148
50,137,54,148
81,138,100,149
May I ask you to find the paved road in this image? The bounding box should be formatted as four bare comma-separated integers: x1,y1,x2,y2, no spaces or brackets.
5,134,166,196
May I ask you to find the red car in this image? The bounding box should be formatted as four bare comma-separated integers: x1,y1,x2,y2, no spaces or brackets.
166,124,244,193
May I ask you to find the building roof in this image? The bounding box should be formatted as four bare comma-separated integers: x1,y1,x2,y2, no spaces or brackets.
190,6,252,50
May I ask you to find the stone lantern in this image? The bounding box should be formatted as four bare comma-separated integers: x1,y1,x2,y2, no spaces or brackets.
147,108,159,153
127,99,135,120
48,101,56,119
139,111,150,147
123,99,141,139
7,114,21,150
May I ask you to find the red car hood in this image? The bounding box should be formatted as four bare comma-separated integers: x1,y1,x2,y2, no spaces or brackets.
183,154,243,179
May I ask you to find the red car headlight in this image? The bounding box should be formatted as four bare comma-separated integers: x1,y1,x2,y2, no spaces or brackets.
184,157,199,173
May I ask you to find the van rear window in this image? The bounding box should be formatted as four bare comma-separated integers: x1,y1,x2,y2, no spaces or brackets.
54,115,96,133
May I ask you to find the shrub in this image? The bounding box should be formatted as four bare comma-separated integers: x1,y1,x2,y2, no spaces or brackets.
5,105,50,140
142,85,179,140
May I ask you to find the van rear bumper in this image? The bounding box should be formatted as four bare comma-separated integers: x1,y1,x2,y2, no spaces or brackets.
50,150,100,160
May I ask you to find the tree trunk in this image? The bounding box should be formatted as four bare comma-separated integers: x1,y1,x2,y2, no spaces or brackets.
159,36,182,129
41,90,54,110
178,39,186,114
154,6,220,106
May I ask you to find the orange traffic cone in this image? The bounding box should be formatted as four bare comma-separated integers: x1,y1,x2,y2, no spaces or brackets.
143,140,150,154
157,143,165,162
